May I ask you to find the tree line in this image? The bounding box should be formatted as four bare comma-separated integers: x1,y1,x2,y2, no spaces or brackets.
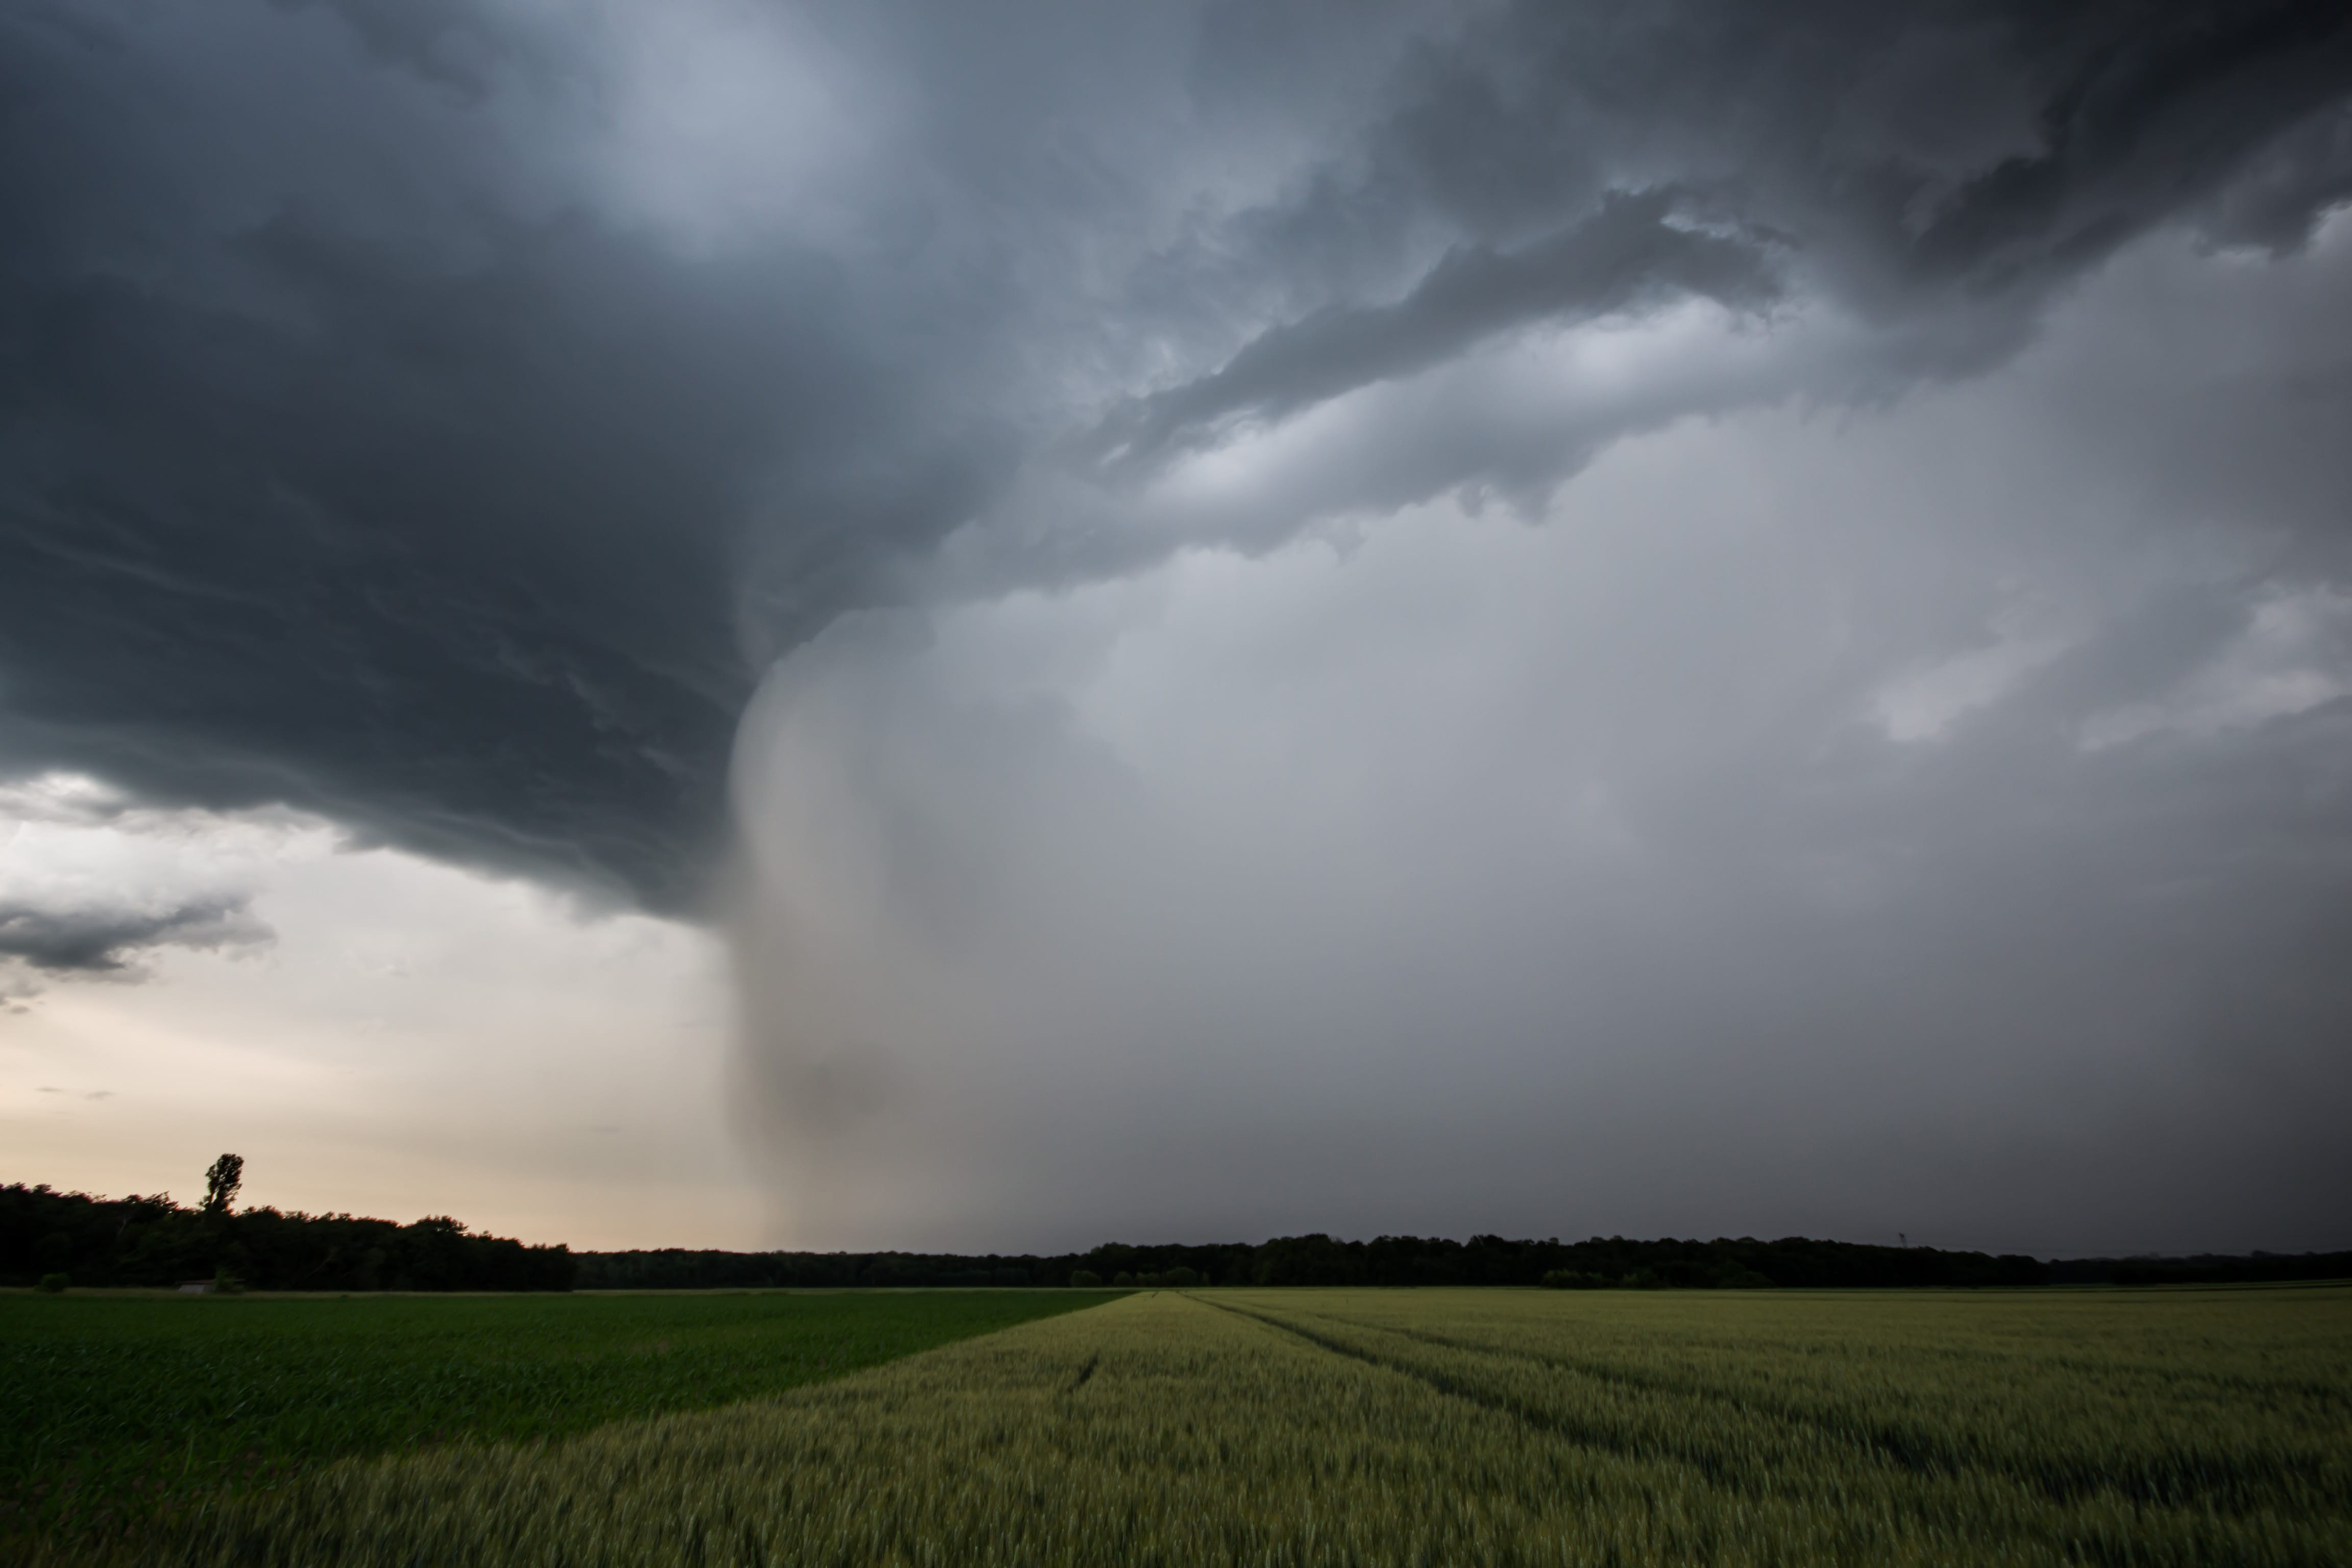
3,1161,573,1292
2046,1251,2352,1287
13,1165,2342,1293
579,1232,2057,1290
575,1235,2350,1290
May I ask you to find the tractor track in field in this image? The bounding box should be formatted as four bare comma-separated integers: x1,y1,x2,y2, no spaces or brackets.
1202,1297,2331,1516
1192,1295,1752,1492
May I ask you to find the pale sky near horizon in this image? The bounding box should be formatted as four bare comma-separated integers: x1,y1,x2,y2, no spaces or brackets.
5,2,2351,1257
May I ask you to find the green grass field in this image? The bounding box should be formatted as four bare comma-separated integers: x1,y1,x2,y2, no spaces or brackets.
15,1285,2350,1566
1,1288,1108,1555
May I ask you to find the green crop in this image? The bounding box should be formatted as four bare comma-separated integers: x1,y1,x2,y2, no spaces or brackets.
21,1285,2352,1566
2,1288,1107,1553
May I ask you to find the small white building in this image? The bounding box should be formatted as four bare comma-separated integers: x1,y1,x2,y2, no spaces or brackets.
178,1279,214,1294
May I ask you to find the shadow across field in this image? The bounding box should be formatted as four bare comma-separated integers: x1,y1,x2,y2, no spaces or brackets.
2,1288,1111,1555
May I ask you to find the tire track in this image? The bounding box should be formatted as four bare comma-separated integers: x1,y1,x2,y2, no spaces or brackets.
1196,1296,1748,1490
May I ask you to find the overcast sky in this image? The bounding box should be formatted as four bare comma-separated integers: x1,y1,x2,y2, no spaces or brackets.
4,0,2350,1256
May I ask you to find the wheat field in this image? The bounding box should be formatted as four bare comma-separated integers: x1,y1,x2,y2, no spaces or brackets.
92,1285,2352,1568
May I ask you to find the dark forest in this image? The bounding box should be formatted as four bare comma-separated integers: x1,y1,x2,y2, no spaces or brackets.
3,1181,573,1293
13,1178,2343,1293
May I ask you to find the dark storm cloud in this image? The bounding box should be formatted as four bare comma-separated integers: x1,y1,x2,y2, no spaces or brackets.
1091,189,1778,467
263,0,511,99
1101,0,2352,472
3,211,794,908
729,245,2352,1252
0,893,270,974
2201,102,2352,253
6,0,2349,918
0,0,1003,910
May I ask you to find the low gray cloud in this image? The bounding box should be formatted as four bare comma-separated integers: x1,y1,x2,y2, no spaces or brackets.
1091,189,1779,467
0,894,272,975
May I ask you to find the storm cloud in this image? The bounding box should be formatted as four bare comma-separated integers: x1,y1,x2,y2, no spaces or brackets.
0,894,267,975
1,0,1011,908
5,1,2352,1250
0,776,284,997
730,229,2352,1254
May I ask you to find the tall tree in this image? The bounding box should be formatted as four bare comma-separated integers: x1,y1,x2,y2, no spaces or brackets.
202,1154,243,1218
